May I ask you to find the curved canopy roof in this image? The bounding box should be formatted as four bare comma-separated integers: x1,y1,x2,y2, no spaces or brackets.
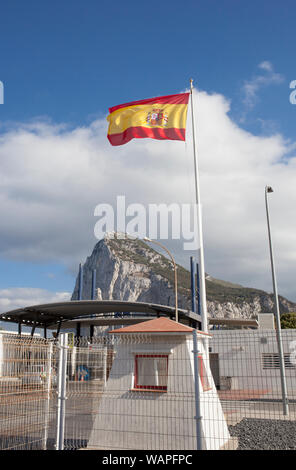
0,300,201,329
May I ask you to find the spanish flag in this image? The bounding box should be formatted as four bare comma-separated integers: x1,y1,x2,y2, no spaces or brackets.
107,92,190,146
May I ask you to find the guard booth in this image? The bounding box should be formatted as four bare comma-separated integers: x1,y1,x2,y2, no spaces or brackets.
87,317,231,450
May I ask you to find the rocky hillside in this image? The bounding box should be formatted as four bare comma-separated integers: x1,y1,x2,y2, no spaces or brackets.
71,234,296,319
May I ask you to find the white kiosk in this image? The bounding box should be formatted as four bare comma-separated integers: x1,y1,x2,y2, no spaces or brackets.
87,317,231,450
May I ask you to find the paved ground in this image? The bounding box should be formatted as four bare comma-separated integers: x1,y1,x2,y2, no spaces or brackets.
0,379,104,450
221,392,296,426
1,382,296,450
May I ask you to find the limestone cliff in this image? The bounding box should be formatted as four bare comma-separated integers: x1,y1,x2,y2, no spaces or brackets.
71,235,296,319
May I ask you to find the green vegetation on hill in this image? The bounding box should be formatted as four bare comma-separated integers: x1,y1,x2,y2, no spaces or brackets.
205,281,267,304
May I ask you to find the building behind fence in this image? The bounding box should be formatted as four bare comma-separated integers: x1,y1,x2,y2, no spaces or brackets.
0,326,295,451
210,329,296,395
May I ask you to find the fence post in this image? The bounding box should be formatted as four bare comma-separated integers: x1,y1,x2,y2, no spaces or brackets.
43,341,53,450
56,333,68,450
103,347,108,387
192,329,203,450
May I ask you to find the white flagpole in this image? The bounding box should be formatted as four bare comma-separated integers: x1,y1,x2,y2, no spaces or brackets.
190,79,208,333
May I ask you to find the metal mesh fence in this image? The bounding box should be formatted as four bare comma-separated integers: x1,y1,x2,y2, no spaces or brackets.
210,329,296,450
0,328,296,450
0,334,57,450
60,336,114,450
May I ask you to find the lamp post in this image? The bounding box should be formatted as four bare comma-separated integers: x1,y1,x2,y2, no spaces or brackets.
143,237,179,323
265,185,289,415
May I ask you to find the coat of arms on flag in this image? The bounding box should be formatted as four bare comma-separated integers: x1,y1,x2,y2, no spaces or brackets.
146,109,169,127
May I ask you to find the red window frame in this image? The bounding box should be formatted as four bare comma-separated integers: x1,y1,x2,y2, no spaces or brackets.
198,355,212,392
134,354,168,391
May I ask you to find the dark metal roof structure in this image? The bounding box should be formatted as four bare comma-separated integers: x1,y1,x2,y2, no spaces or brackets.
0,300,201,330
209,318,259,328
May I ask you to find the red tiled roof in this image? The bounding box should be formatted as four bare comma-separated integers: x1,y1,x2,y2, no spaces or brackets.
110,317,194,334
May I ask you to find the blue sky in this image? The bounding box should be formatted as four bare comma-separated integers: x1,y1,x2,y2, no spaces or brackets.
1,0,296,325
1,0,295,132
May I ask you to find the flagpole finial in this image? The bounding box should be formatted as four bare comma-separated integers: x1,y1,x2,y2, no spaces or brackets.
190,78,194,90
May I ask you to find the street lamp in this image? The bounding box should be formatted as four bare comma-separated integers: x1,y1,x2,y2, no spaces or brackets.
143,237,179,323
265,185,289,415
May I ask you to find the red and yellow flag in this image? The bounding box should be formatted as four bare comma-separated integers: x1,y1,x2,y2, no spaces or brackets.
107,92,190,146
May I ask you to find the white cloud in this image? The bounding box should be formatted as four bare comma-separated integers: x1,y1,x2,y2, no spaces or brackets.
258,61,273,72
0,288,71,313
241,61,284,113
0,89,295,302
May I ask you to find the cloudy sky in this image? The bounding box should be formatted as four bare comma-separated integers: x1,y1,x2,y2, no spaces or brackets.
0,1,296,320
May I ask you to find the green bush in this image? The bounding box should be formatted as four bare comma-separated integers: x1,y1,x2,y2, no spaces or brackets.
280,312,296,329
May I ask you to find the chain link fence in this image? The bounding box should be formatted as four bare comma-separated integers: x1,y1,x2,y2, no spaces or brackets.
0,328,296,450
